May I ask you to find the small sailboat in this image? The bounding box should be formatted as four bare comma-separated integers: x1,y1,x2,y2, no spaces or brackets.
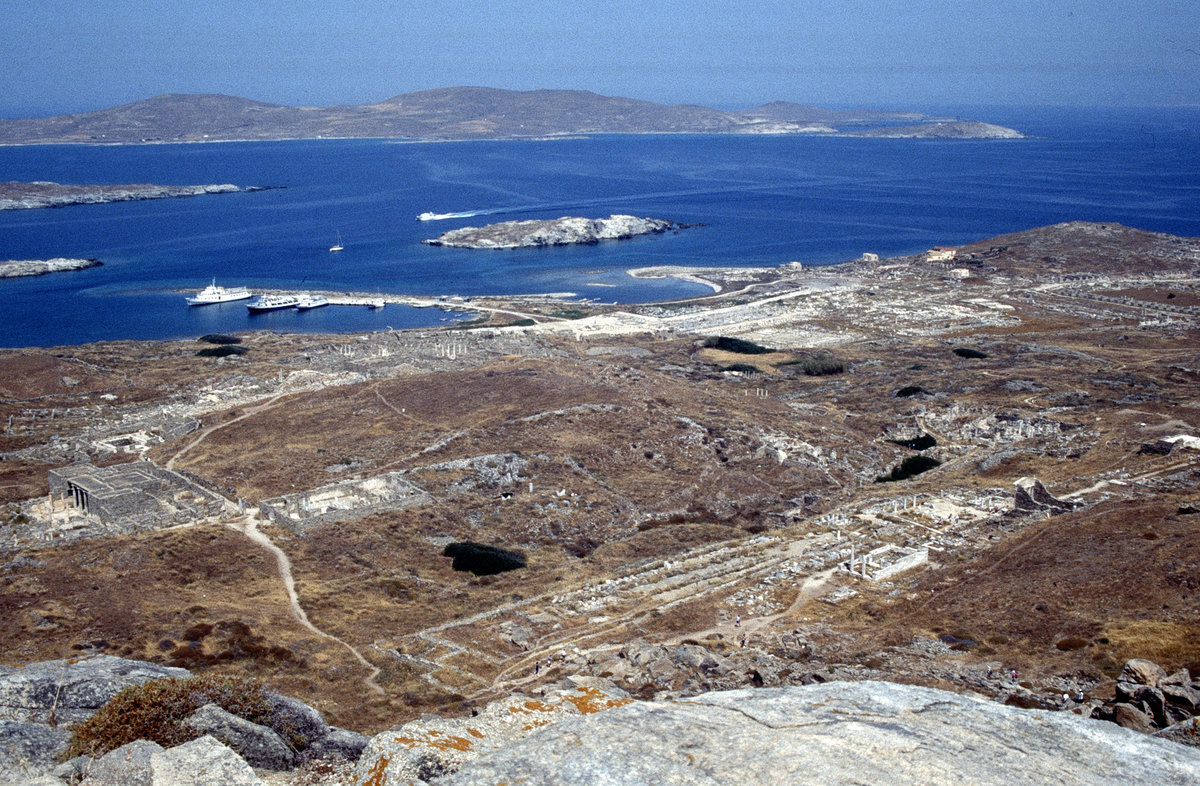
329,232,344,253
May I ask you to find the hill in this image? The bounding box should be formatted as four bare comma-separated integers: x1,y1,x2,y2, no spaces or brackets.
0,87,1023,144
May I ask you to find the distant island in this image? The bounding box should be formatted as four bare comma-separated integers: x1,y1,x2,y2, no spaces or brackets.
423,215,679,249
0,181,262,210
0,87,1024,145
0,257,101,277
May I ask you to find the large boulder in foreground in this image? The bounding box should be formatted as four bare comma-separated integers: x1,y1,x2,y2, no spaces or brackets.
423,682,1200,786
0,720,71,785
0,655,188,725
354,678,630,784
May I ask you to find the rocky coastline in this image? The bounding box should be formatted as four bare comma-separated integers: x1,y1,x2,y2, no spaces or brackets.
423,214,680,249
0,181,260,210
0,258,101,278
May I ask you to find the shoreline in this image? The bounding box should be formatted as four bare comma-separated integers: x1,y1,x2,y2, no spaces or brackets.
627,266,724,292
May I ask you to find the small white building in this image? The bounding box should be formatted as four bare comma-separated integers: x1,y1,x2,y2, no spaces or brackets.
926,246,958,262
860,252,879,262
948,267,971,279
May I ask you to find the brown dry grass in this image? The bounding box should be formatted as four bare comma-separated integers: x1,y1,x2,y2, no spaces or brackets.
815,498,1200,681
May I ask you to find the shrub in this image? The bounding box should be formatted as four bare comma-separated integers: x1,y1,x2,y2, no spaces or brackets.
777,356,845,376
196,345,248,358
721,363,760,374
701,336,774,354
876,455,941,483
198,334,242,345
888,434,937,451
895,385,927,398
952,347,988,359
442,541,526,576
69,675,270,757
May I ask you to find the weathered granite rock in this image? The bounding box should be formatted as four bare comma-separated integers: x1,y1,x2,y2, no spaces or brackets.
302,727,370,763
424,215,677,249
1121,658,1168,688
146,735,264,785
0,258,102,278
1155,718,1200,748
183,703,295,770
353,678,630,784
424,682,1200,786
0,720,71,785
266,691,330,751
0,655,189,725
80,739,163,786
1111,702,1156,733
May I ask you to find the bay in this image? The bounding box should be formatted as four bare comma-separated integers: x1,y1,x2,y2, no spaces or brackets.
1,105,1197,348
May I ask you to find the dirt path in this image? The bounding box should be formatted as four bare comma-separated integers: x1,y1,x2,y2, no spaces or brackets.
224,512,385,696
166,392,289,470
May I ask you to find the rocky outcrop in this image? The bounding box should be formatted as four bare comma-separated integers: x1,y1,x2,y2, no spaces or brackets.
425,682,1200,786
0,258,101,278
182,703,295,771
0,656,364,783
77,739,162,786
0,655,188,725
78,735,265,786
1092,659,1200,737
0,720,71,785
1014,476,1079,515
353,678,631,784
423,215,678,249
0,181,246,210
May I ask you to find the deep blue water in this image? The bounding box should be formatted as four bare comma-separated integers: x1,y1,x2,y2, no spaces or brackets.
2,106,1198,348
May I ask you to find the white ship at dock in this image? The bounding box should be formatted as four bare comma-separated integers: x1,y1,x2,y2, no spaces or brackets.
185,279,252,306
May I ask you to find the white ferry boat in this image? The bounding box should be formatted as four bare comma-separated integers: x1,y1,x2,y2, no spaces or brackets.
246,294,300,312
186,279,252,306
295,294,329,310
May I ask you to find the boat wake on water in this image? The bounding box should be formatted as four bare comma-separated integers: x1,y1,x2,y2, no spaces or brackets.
417,211,487,221
416,181,845,224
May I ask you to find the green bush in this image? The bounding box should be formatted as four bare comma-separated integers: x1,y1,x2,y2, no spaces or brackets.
198,334,243,345
895,385,927,398
888,434,937,450
721,363,760,374
442,541,526,576
876,455,941,483
69,675,270,757
952,347,988,359
196,345,248,358
701,336,774,354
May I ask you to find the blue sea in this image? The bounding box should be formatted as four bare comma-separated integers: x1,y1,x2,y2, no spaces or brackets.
2,106,1198,348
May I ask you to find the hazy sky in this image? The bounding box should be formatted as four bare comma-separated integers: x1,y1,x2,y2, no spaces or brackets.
3,0,1197,116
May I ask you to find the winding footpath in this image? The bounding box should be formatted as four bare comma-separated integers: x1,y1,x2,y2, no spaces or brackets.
165,393,384,695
